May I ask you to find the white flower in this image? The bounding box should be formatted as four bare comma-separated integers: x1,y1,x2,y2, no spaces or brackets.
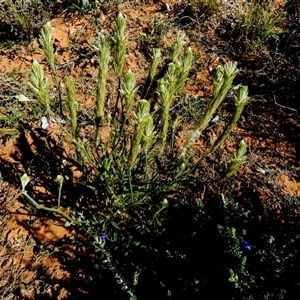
41,115,66,129
41,116,55,129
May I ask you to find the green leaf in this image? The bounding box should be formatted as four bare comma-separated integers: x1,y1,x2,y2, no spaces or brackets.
111,221,122,230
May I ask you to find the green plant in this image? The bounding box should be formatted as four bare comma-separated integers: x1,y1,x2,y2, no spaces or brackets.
68,0,99,13
0,0,50,38
180,62,248,160
180,95,202,117
0,104,25,137
0,0,32,35
238,0,285,49
139,14,167,50
207,195,300,299
190,0,221,16
20,15,248,298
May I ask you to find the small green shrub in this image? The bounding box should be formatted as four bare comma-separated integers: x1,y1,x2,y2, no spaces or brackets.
0,0,99,39
195,195,300,299
0,0,50,38
190,0,221,16
20,15,248,298
238,0,285,49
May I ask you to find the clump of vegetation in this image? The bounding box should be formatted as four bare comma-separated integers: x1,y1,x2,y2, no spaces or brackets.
238,0,285,49
0,0,50,38
19,14,248,298
190,0,221,16
0,0,99,40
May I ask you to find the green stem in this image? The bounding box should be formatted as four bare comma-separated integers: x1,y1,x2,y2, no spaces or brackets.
113,77,122,116
128,168,134,203
57,181,63,210
180,62,239,158
202,100,247,159
145,150,150,181
22,190,82,225
51,66,64,116
49,111,97,168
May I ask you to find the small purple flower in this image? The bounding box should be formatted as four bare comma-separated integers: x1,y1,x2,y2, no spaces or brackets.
220,201,226,208
242,240,252,251
100,233,107,242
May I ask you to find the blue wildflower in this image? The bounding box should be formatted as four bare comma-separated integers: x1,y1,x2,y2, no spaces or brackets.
100,232,107,242
242,240,252,251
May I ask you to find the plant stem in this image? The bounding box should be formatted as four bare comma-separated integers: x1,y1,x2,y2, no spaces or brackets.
129,168,134,203
57,181,63,210
22,190,82,225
